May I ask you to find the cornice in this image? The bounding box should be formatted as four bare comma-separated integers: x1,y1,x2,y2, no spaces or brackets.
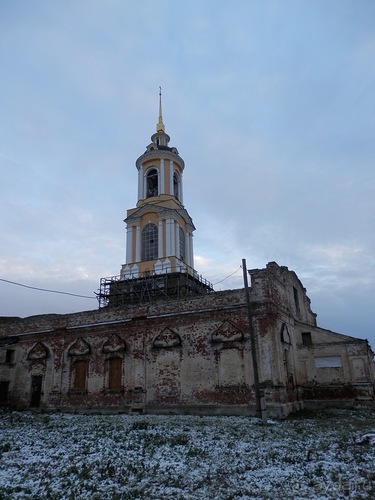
125,203,195,230
136,149,185,170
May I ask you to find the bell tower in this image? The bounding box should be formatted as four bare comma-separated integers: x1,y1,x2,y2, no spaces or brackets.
121,89,195,277
98,90,213,307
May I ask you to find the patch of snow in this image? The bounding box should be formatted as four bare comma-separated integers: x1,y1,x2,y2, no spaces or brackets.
0,409,374,498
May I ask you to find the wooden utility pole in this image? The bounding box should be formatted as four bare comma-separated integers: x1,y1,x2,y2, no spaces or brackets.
242,258,267,424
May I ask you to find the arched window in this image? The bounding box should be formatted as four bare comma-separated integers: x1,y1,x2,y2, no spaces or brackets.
142,223,158,261
146,168,158,198
173,172,180,199
179,227,185,261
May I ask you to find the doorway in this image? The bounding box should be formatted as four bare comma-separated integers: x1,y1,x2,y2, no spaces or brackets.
0,381,9,403
30,376,43,407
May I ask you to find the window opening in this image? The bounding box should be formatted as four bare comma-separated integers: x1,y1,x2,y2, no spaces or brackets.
142,223,158,261
5,350,14,364
146,168,158,197
280,324,291,344
30,375,43,407
0,381,9,403
293,287,300,314
302,332,312,346
173,172,180,199
315,356,342,368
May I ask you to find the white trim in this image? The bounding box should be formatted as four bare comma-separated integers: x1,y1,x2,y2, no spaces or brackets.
125,225,133,263
135,224,141,262
189,232,194,268
158,219,163,258
163,258,172,273
154,259,164,274
166,219,172,255
160,159,165,194
138,163,144,200
169,160,174,195
175,222,180,259
179,172,183,204
143,169,147,199
170,219,175,255
185,231,190,266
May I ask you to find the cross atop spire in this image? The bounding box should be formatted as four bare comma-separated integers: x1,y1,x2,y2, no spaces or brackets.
156,86,165,133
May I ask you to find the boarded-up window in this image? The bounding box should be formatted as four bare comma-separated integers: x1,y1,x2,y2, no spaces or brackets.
218,349,244,386
152,350,181,401
351,358,367,382
108,358,122,390
74,360,88,390
315,356,342,368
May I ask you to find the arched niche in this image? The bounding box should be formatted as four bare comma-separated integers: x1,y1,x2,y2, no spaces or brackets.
27,342,49,360
102,334,126,354
212,320,244,343
153,327,181,348
68,337,91,356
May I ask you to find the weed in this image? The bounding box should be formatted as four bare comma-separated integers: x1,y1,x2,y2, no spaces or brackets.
267,450,279,460
314,463,324,477
187,446,205,457
283,454,298,464
0,442,11,453
130,420,149,431
143,432,167,447
169,433,189,446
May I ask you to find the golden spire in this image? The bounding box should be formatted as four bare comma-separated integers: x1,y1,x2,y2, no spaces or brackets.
156,86,165,133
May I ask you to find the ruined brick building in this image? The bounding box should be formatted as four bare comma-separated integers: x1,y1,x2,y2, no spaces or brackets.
1,94,374,417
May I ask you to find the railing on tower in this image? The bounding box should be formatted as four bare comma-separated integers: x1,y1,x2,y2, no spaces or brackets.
97,265,214,308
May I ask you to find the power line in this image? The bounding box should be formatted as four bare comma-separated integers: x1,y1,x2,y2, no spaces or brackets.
0,278,96,300
213,266,242,286
1,265,243,300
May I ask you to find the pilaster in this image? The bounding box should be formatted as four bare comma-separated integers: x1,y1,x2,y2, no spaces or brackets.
169,160,174,195
138,163,144,200
126,225,133,264
160,159,165,194
189,232,194,268
158,219,164,258
185,231,190,267
135,224,141,262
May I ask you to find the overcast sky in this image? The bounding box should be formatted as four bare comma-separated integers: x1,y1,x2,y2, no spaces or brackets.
1,1,374,349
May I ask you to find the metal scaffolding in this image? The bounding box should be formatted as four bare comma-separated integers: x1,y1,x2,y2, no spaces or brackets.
97,268,214,308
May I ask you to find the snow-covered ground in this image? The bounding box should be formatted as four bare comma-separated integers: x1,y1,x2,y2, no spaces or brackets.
0,408,374,499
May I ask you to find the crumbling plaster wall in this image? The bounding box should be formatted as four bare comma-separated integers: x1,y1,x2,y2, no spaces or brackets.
250,261,317,326
249,262,375,404
1,262,374,414
295,325,375,402
0,287,298,414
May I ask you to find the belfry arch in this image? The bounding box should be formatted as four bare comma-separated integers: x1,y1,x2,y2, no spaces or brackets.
146,168,159,198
